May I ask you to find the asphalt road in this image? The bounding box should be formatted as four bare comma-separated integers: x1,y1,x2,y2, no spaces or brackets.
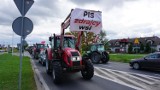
30,54,160,90
95,62,160,78
33,59,135,90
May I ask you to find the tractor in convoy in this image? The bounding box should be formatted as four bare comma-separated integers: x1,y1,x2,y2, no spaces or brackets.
32,43,45,59
45,8,102,83
84,36,109,64
84,43,109,64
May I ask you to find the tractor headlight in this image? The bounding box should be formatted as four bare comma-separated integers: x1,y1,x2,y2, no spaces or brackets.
71,56,81,61
72,57,76,61
77,57,80,61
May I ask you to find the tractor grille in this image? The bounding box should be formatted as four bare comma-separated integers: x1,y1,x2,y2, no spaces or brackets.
71,52,79,56
73,61,80,66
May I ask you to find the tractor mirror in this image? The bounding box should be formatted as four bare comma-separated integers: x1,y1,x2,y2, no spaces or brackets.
49,37,52,41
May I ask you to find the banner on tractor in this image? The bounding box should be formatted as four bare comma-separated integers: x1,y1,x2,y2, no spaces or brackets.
70,8,102,34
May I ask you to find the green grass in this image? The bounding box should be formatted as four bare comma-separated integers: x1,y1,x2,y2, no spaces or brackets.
0,53,36,90
110,54,146,63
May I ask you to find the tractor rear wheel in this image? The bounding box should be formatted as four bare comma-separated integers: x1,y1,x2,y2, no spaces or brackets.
91,52,101,64
102,52,109,63
81,60,94,80
52,61,63,84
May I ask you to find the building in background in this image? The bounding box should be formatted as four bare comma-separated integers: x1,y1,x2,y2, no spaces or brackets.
108,36,160,53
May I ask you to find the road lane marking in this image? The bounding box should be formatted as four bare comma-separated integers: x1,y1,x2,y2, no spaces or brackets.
94,71,144,90
97,66,160,82
94,67,160,90
95,67,147,90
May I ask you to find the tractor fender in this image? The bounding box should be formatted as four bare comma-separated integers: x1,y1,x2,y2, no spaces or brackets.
46,48,53,60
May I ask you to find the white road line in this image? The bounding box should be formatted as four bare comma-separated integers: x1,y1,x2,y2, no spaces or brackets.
95,67,118,80
116,71,156,85
96,66,160,82
154,74,160,77
94,71,144,90
95,67,148,90
99,67,156,85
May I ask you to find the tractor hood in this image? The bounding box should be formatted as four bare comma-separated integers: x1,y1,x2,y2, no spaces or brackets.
63,48,81,57
63,48,82,67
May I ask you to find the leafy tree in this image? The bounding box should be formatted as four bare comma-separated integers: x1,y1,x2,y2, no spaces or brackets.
145,43,151,53
128,43,133,54
23,40,28,50
65,30,108,51
65,32,72,35
100,31,109,50
140,43,144,53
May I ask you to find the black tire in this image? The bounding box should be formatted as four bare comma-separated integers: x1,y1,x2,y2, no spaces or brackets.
38,59,41,63
52,61,63,84
102,52,109,63
91,52,101,64
42,61,46,66
133,62,140,70
46,54,51,75
81,60,94,80
35,52,39,59
33,52,36,59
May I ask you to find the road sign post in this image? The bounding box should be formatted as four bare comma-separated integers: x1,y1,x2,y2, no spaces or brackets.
134,38,139,54
13,0,34,90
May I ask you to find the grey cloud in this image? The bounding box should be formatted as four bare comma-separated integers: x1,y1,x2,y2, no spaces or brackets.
26,0,62,25
0,0,61,26
107,30,117,36
69,0,137,11
69,0,99,5
102,0,137,11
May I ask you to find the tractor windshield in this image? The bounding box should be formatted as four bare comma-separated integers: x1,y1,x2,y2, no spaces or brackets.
37,44,45,49
63,37,75,49
55,37,75,49
97,44,105,51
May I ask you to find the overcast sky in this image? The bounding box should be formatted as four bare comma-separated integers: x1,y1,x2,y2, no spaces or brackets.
1,0,160,46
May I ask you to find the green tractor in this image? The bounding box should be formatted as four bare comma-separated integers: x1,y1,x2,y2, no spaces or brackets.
84,43,109,64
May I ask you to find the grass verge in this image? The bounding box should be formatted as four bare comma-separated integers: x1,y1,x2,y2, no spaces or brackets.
0,53,36,90
110,54,146,63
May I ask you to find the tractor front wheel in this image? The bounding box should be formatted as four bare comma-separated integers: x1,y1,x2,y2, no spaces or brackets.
46,54,51,75
81,59,94,80
52,61,63,84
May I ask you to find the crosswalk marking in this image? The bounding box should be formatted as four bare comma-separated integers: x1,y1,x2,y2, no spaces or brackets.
94,71,144,90
94,67,160,90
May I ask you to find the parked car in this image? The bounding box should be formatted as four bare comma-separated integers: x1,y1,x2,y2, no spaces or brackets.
129,52,160,70
38,45,48,66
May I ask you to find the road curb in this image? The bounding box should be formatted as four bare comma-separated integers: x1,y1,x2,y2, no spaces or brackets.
26,52,50,90
30,59,50,90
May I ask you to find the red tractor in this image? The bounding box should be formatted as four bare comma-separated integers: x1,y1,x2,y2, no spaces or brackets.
32,43,45,59
45,10,95,83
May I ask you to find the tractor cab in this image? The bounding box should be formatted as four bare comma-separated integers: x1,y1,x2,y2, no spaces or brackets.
90,43,105,52
49,35,76,49
33,43,45,59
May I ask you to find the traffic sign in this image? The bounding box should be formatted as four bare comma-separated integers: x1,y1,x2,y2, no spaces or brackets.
12,17,33,37
134,38,139,44
14,0,34,16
